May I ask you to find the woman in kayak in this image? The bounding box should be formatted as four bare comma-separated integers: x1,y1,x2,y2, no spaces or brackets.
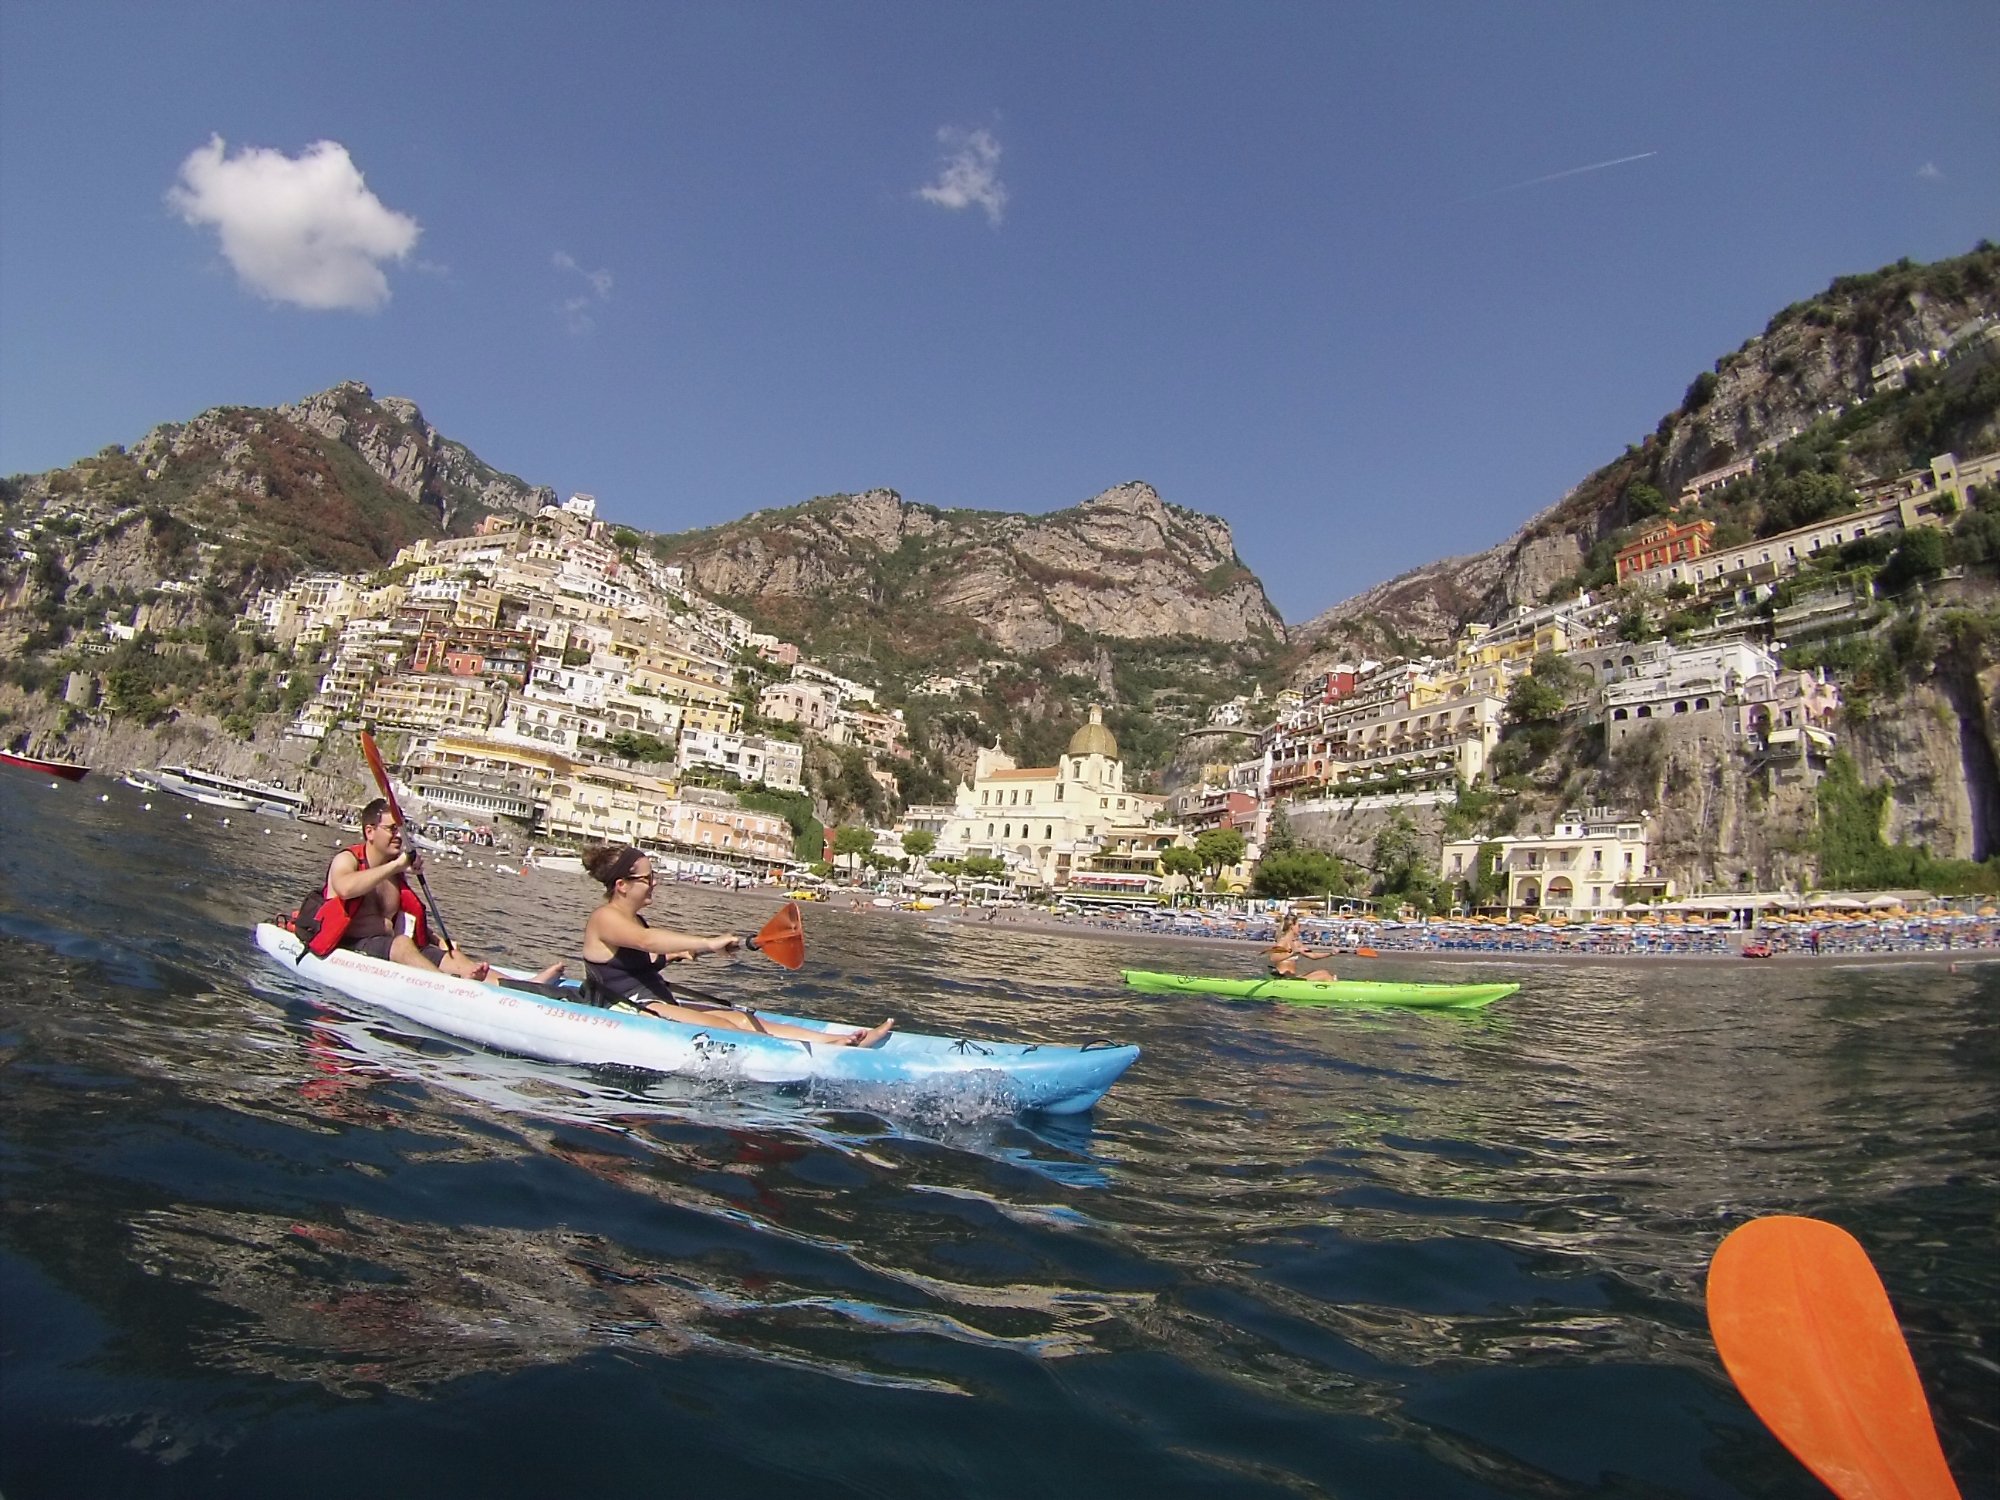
580,844,893,1046
1268,910,1337,982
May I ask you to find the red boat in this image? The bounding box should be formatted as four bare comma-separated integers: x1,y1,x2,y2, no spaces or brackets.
0,749,90,781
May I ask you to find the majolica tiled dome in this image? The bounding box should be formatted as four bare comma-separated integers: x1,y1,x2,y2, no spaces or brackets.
1066,705,1118,759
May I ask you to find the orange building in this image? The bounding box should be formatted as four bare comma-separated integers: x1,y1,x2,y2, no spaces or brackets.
1615,519,1716,585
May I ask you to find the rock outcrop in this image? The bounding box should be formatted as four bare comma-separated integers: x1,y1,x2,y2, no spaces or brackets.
665,482,1285,657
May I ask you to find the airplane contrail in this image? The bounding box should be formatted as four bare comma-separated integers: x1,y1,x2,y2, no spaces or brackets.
1459,151,1659,202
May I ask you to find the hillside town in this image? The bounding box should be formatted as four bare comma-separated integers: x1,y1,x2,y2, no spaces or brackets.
189,443,1995,916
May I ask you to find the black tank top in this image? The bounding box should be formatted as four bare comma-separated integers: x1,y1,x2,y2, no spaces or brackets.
583,916,676,1006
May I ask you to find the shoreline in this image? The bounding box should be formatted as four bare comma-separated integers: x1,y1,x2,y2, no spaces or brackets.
714,889,2000,971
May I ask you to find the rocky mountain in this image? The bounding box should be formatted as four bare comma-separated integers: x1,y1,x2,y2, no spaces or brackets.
1295,244,2000,671
2,381,549,595
657,480,1282,658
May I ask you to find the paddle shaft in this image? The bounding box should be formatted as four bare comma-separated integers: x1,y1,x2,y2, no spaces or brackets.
360,730,458,954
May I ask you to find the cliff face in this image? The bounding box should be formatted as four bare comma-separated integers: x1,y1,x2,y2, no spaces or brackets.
3,382,551,589
279,383,553,530
1294,248,2000,660
665,481,1285,658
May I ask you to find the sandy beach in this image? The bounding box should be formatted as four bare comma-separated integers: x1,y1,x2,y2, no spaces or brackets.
731,891,2000,970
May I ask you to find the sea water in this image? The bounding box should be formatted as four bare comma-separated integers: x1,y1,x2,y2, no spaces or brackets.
1,774,1995,1499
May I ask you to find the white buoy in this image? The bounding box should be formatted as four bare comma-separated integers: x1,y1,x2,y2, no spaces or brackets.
222,817,231,826
144,802,153,810
184,812,193,820
100,793,110,802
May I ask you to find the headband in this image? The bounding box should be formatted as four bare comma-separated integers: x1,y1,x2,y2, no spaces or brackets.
607,846,646,883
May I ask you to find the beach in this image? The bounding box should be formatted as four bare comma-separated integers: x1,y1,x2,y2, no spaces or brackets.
796,893,2000,968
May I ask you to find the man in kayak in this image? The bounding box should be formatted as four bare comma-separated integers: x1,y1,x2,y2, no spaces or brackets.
580,843,893,1045
1268,910,1337,982
312,799,559,985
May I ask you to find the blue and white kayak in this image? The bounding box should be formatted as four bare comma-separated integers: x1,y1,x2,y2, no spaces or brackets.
254,923,1137,1114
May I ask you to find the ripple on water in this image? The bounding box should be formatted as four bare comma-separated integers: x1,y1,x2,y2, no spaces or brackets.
1,783,1995,1498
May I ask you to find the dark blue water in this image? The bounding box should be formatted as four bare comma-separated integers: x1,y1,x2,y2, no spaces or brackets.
2,773,1995,1499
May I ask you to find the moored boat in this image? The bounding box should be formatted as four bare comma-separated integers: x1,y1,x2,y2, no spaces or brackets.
0,749,89,781
1122,968,1518,1010
153,765,308,817
256,923,1139,1114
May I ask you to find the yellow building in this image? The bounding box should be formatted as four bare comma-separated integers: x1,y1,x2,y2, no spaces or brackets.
359,673,506,735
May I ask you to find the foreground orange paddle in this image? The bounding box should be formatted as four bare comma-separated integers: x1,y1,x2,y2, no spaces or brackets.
750,902,805,970
1708,1215,1961,1500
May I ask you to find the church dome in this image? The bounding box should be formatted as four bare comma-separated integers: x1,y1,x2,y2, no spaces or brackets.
1066,705,1119,760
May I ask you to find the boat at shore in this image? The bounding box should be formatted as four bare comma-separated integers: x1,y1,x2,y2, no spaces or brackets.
1122,969,1519,1010
523,847,585,873
256,923,1138,1114
151,765,309,817
0,749,90,781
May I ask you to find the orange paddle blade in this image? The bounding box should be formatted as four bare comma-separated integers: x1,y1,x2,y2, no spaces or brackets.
1708,1215,1960,1500
359,730,404,821
751,902,805,970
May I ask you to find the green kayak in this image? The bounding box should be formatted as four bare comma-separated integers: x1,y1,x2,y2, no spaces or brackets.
1121,969,1519,1010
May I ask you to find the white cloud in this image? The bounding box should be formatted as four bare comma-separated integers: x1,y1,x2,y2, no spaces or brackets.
552,251,614,334
1918,161,1944,182
917,126,1007,227
167,135,420,312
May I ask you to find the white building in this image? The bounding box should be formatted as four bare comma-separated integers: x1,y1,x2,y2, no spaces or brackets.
677,728,804,791
760,681,834,735
936,707,1165,889
1440,807,1672,914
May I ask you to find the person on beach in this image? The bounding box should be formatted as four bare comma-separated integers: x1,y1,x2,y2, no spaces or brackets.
1268,910,1337,981
580,844,894,1046
307,799,560,985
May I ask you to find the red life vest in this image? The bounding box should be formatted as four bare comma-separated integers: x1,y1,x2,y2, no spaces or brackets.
305,842,430,957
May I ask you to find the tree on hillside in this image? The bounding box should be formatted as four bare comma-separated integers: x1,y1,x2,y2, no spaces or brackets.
1625,481,1668,521
1874,526,1948,595
1251,849,1351,900
1264,805,1297,853
831,825,876,874
1193,828,1246,880
1159,845,1203,890
1506,650,1581,724
1369,812,1443,913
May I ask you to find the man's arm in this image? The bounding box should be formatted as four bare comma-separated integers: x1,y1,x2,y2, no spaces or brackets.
327,849,410,900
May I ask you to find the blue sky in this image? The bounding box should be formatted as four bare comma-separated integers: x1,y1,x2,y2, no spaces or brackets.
2,3,1994,622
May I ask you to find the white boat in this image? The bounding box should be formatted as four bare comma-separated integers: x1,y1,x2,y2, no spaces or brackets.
153,765,309,818
528,851,585,873
254,923,1138,1114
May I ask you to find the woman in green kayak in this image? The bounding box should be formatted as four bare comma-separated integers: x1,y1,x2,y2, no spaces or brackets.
1268,910,1336,982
